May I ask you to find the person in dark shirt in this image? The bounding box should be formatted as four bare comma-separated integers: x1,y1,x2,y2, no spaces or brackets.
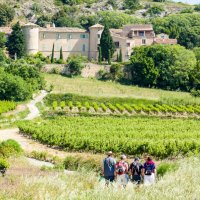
129,157,143,185
101,151,116,185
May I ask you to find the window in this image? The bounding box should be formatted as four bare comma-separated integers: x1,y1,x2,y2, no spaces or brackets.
98,34,101,39
81,34,88,39
42,33,46,39
142,39,146,45
114,42,120,48
67,34,72,39
82,44,86,52
127,43,130,47
139,31,145,37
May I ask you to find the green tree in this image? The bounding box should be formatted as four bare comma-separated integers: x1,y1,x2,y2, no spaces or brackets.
100,24,115,61
60,47,63,60
51,44,55,63
0,4,15,26
0,69,32,101
128,45,196,91
0,49,7,63
68,57,85,76
123,0,140,10
110,63,122,81
108,50,111,64
0,32,6,48
119,49,122,62
152,14,200,49
193,47,200,61
7,22,25,58
194,4,200,12
98,46,102,64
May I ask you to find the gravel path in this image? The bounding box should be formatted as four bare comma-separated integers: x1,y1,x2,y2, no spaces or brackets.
25,90,48,120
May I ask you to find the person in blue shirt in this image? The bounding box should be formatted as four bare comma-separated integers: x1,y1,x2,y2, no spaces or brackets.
102,151,116,185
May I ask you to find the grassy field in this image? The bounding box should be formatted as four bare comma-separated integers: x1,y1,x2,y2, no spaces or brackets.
45,74,200,105
0,156,199,200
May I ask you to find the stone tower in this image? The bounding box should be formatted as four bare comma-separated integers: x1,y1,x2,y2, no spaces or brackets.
89,24,104,60
22,23,39,55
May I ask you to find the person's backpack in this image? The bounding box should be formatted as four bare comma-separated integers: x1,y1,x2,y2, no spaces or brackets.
132,163,140,175
116,162,126,175
145,164,152,176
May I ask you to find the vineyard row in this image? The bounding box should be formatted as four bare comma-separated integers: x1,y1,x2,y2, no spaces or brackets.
0,101,16,115
50,101,200,115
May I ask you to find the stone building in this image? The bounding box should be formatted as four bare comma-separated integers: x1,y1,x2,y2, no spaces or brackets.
9,23,176,61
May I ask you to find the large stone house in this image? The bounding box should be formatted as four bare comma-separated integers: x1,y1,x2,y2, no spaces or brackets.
1,23,177,61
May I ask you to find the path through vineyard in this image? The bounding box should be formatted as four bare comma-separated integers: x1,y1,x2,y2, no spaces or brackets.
0,90,102,162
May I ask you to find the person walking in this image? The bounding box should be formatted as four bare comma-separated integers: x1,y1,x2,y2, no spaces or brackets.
142,156,156,185
102,151,116,185
115,154,129,188
129,157,143,185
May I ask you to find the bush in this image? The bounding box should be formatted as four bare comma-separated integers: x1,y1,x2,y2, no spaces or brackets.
190,89,200,97
0,69,33,101
67,57,85,76
63,156,100,171
157,162,179,177
0,4,15,26
0,139,23,158
0,158,10,170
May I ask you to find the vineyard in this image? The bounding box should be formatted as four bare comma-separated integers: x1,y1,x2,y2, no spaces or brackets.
0,101,16,115
18,116,200,158
49,100,200,117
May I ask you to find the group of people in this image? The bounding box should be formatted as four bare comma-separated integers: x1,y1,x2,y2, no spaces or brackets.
101,151,156,187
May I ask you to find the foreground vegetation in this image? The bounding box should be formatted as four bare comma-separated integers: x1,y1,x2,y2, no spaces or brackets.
0,101,16,115
0,156,199,200
18,116,200,158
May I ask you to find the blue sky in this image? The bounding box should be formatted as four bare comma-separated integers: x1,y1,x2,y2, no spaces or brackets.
173,0,200,4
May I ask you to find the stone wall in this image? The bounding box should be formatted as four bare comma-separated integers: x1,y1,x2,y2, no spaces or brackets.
42,63,110,78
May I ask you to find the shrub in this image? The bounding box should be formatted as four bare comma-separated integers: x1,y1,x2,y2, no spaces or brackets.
30,151,48,161
157,162,179,177
63,156,100,171
190,89,200,97
0,139,23,158
0,4,15,26
67,57,85,76
0,158,10,170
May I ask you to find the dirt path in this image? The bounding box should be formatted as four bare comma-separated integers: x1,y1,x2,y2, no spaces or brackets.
0,128,102,160
0,90,103,161
25,90,48,120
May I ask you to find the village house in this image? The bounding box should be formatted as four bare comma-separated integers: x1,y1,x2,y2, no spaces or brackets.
0,23,177,61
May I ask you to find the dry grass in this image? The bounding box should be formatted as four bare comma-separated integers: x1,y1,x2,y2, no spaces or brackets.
1,157,200,200
45,74,200,104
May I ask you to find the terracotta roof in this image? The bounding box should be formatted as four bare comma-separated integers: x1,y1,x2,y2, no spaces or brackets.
154,38,177,45
23,23,39,27
90,24,104,28
123,24,153,31
110,29,122,34
0,27,12,35
39,27,88,33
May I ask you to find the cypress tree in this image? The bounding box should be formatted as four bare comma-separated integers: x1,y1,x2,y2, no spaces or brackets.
60,46,63,60
108,50,111,65
119,49,123,62
98,46,102,64
100,24,115,61
51,43,54,63
116,52,119,62
7,22,25,58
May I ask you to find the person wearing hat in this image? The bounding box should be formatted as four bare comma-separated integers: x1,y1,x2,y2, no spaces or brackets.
115,154,129,188
129,157,143,185
102,151,116,185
